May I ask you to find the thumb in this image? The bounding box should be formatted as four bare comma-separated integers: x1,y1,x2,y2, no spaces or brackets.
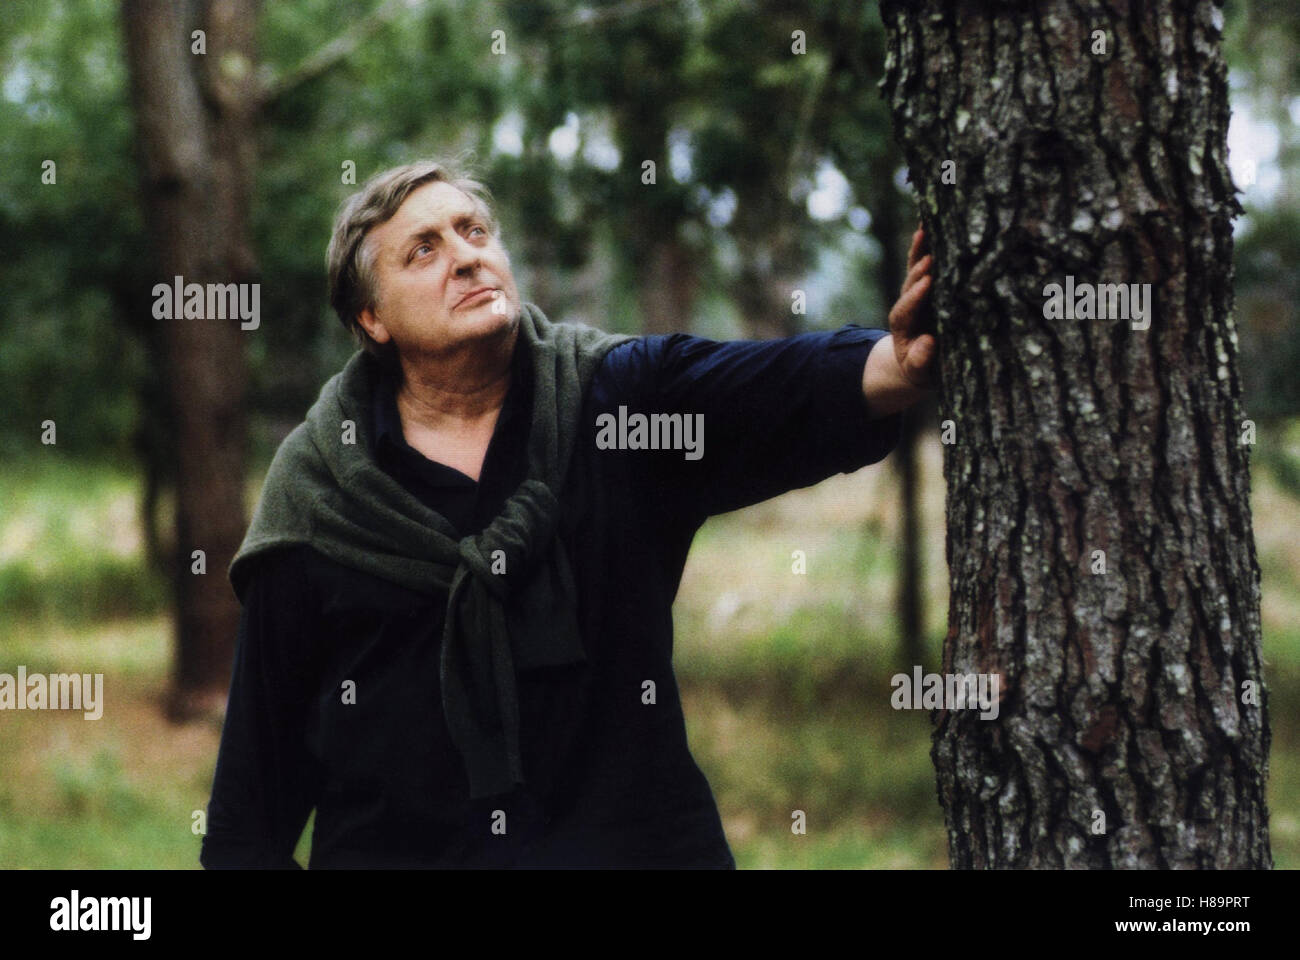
905,335,938,385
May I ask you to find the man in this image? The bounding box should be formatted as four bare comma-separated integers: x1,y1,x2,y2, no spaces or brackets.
200,158,937,869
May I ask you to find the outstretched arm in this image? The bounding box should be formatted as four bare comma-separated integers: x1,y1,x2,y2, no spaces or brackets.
862,224,939,419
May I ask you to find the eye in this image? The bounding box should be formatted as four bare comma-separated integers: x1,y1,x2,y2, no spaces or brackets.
468,225,487,238
413,242,432,258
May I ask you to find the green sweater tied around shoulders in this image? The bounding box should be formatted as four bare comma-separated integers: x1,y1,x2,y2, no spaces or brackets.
228,303,635,799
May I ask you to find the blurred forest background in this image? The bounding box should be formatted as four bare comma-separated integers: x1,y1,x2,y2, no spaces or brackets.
1,0,1297,868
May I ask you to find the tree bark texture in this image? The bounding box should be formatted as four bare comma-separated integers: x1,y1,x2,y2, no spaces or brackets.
122,0,259,720
879,0,1271,867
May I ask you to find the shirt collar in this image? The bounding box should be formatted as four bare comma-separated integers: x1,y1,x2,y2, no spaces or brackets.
371,365,405,457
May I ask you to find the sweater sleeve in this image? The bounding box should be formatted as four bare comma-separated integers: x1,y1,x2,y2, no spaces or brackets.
593,325,904,522
200,546,322,869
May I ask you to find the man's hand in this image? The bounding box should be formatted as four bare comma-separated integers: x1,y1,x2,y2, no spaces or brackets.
889,224,938,389
861,223,939,419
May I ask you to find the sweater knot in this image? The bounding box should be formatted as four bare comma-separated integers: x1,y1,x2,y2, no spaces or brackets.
457,479,559,600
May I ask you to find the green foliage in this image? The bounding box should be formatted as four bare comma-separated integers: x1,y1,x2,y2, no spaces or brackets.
0,0,150,461
0,0,915,474
2,0,1298,470
1223,0,1300,420
1235,206,1300,421
0,556,166,622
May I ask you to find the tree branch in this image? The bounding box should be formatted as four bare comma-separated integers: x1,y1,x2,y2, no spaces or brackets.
258,0,422,108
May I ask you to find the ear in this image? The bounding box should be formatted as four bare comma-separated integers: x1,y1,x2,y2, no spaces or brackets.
357,305,391,345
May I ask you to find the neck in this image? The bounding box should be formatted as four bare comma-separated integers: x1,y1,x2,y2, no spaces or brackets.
395,323,519,431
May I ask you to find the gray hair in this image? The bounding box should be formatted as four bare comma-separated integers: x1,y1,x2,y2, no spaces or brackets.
326,158,499,363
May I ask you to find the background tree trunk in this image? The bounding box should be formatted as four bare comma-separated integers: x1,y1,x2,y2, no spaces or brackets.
122,0,259,721
893,403,928,668
867,141,929,670
731,194,806,341
615,92,695,335
637,233,697,335
880,0,1271,867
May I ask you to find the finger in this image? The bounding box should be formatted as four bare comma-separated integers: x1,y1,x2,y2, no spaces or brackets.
905,334,938,382
912,274,937,334
906,227,924,272
902,253,933,295
889,273,932,330
917,223,929,257
909,333,937,368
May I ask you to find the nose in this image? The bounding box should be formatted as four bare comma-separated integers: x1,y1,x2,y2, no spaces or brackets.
450,234,481,276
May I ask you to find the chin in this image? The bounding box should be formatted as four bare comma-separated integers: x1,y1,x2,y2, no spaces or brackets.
484,297,521,324
458,300,518,337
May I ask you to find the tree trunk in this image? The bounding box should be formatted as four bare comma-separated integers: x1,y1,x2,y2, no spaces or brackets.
637,234,697,335
613,98,695,335
880,0,1271,867
732,197,805,340
122,0,259,721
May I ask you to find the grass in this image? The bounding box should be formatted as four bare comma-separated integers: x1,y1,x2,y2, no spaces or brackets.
0,649,212,869
0,457,167,623
1,428,1298,868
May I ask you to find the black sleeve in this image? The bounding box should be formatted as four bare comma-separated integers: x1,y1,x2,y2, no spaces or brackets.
200,546,322,869
630,325,904,522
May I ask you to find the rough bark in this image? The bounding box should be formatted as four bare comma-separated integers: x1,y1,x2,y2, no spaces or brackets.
880,0,1271,867
122,0,259,721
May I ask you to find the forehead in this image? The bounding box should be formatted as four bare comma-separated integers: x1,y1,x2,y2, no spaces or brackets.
372,180,483,248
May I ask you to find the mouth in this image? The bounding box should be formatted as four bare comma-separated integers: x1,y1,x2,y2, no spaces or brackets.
455,286,497,309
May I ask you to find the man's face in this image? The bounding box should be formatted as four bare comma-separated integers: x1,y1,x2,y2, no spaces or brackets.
358,180,521,360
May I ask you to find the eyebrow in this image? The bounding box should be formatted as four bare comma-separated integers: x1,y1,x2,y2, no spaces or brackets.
400,213,485,254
